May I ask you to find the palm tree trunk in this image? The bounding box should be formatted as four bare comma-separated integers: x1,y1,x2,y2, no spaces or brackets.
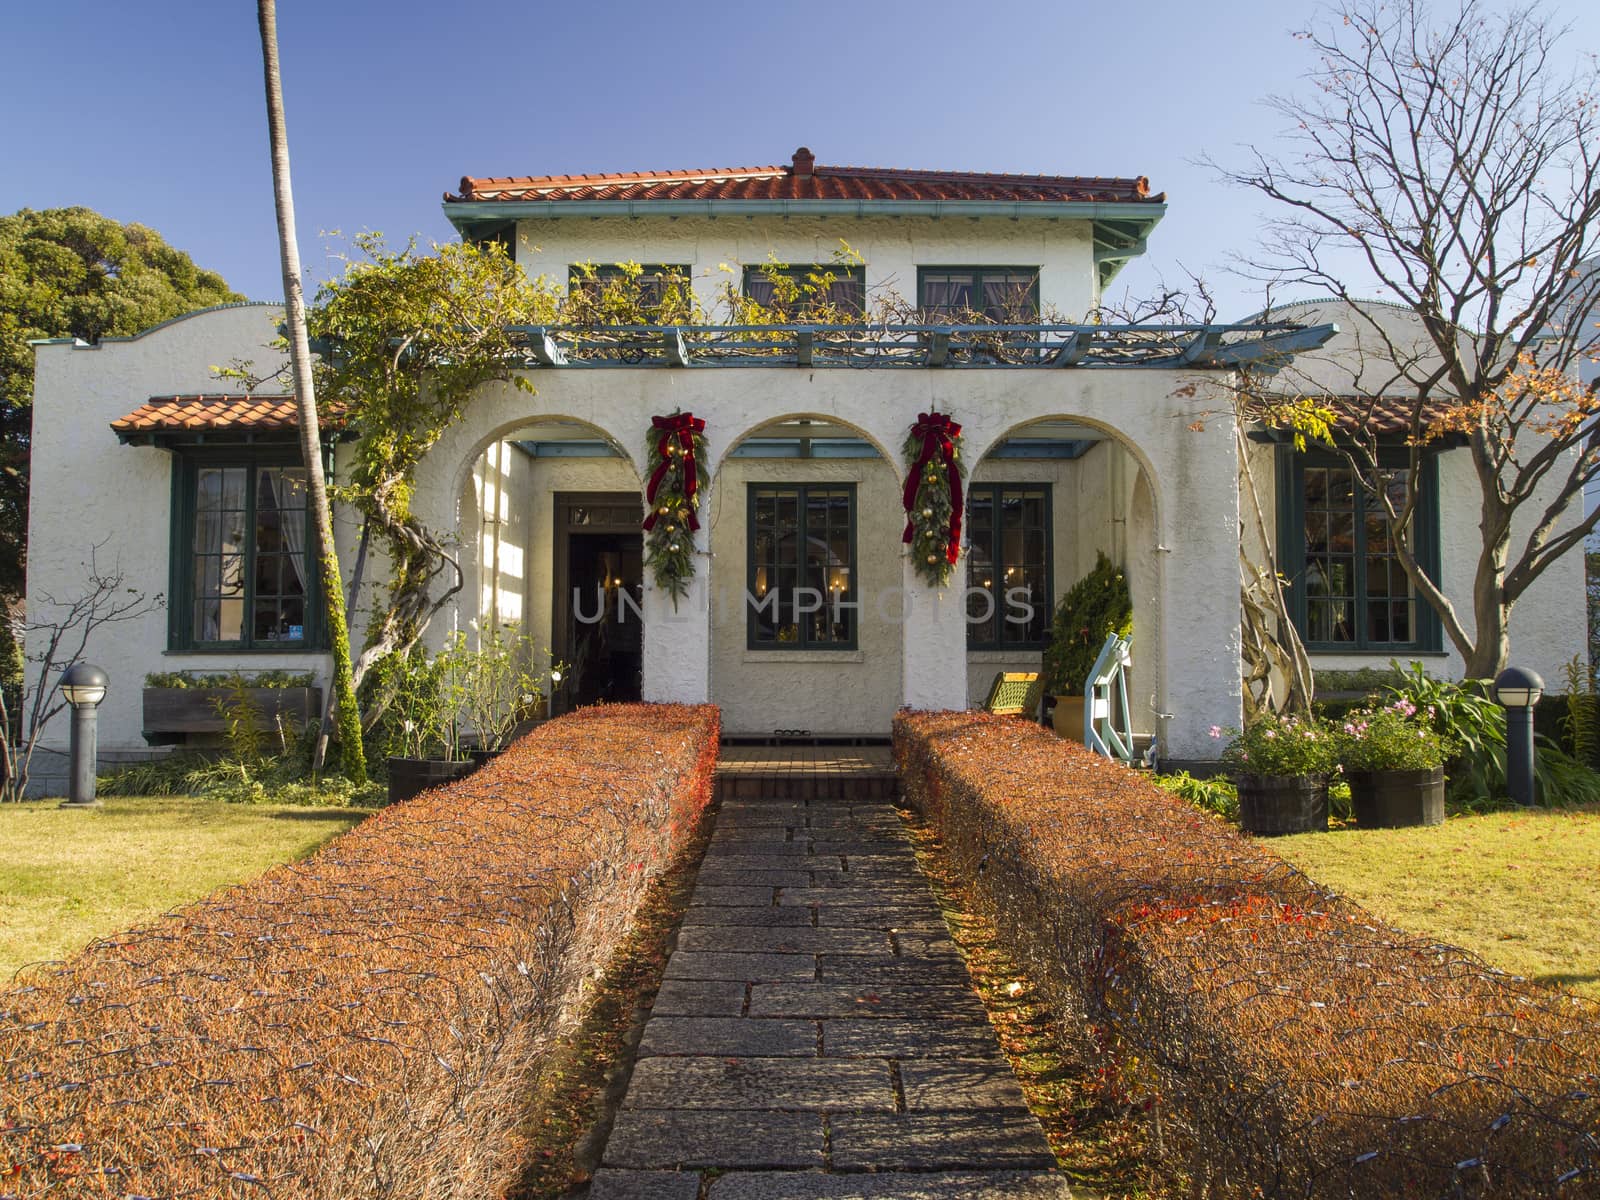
257,0,366,783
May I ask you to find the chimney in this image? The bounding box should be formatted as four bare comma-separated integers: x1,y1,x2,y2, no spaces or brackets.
791,146,815,177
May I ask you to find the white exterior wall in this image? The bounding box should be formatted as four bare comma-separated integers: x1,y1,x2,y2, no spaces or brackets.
22,305,368,787
514,215,1100,319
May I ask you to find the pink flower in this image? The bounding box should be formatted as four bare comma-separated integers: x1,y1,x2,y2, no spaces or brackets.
1264,729,1277,740
1343,723,1357,735
1209,725,1223,739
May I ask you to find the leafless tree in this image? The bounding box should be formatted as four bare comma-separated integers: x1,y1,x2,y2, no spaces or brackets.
0,549,160,802
1218,0,1600,678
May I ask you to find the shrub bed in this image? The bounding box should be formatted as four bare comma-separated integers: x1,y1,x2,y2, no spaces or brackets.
0,702,719,1197
895,710,1600,1198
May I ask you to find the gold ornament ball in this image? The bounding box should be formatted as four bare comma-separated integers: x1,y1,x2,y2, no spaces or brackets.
666,524,677,532
926,553,938,564
669,542,680,552
921,507,933,518
658,505,670,515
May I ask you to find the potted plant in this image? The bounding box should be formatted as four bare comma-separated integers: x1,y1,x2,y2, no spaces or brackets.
373,646,478,805
1335,700,1451,827
1042,553,1132,741
442,624,559,767
1216,712,1337,835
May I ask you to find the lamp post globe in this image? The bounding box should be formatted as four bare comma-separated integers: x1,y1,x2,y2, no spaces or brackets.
58,663,109,808
1493,666,1544,807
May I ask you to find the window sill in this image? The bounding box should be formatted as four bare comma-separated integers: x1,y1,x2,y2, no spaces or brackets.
1306,648,1449,658
165,646,328,657
742,650,865,664
966,649,1045,663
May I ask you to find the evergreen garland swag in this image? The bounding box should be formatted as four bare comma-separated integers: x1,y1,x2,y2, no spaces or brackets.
901,411,966,587
643,411,708,606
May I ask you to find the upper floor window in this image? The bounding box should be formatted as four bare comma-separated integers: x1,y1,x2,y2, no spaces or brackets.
1278,451,1441,653
171,452,323,652
569,263,693,314
966,484,1051,650
743,264,866,318
919,267,1040,322
747,484,857,650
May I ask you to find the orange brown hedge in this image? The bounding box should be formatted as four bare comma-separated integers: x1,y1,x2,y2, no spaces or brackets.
895,710,1600,1199
0,702,719,1198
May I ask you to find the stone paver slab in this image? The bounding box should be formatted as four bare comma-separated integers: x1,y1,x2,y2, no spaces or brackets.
828,1112,1055,1171
682,905,815,928
815,955,971,986
899,1058,1034,1110
777,887,913,907
625,1056,893,1111
651,978,748,1016
695,869,815,888
604,1110,823,1169
664,952,817,982
638,1017,818,1057
707,1171,1074,1199
690,884,776,907
821,1018,1000,1058
588,1168,703,1199
748,982,986,1020
677,925,891,956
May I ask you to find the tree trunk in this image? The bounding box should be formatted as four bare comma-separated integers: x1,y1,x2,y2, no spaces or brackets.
257,0,367,784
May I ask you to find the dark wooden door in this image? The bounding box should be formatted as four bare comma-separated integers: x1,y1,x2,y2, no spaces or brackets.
552,493,644,715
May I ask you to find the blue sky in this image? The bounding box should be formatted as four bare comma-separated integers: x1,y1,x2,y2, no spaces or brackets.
3,0,1597,320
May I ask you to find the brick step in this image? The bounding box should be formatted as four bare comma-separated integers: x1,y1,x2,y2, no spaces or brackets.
713,772,899,802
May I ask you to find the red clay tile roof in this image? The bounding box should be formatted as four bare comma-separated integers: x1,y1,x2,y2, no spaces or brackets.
1259,395,1459,436
447,148,1162,206
111,395,344,436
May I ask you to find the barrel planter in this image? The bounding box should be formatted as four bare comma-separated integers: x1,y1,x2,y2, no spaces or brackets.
1348,767,1445,828
1236,772,1329,835
387,757,479,805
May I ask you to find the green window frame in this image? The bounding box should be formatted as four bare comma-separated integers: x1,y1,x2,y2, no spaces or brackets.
1277,448,1442,653
168,449,326,653
918,266,1040,322
965,483,1053,650
568,262,692,310
742,264,866,317
747,483,858,651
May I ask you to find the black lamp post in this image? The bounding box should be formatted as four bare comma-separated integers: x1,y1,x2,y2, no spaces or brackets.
1493,666,1544,807
58,662,108,808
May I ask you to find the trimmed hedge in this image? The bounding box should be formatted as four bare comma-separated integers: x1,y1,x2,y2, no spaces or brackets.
1,703,719,1197
895,710,1600,1198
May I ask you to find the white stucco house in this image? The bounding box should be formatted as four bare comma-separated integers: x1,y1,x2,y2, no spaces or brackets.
22,149,1589,790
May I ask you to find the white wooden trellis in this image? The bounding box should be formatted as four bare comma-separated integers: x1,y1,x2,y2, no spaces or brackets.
1082,633,1136,764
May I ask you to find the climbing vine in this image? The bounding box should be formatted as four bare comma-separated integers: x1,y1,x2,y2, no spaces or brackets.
643,412,708,605
901,411,966,587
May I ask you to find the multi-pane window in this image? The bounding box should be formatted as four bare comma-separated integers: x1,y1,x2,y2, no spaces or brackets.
919,267,1040,322
568,263,691,310
748,484,856,649
177,457,319,650
966,484,1051,649
743,264,866,317
1283,454,1439,652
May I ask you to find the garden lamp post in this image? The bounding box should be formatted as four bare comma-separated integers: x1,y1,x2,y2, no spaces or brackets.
1493,666,1543,808
59,663,109,808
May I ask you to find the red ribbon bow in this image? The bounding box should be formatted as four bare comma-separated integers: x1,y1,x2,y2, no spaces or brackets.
644,412,706,531
902,411,963,564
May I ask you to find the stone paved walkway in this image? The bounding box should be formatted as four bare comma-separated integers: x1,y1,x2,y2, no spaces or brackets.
590,786,1073,1199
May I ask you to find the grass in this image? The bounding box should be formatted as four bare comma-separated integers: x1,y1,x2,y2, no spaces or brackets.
0,796,370,981
1273,805,1600,999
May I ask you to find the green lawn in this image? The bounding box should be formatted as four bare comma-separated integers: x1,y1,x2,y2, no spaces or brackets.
1274,806,1600,998
0,797,370,981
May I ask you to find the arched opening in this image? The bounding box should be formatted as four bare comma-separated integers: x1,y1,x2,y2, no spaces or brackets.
707,414,903,736
966,416,1163,746
454,416,643,714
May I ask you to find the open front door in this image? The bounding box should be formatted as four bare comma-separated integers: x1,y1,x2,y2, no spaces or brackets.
552,492,644,715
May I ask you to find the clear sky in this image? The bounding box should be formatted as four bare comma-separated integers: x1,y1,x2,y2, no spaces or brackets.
3,0,1597,320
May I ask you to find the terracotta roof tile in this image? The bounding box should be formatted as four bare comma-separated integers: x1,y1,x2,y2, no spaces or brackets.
111,395,344,436
447,148,1162,207
1259,395,1458,436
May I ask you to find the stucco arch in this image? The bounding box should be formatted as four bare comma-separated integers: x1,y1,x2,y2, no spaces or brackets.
713,410,901,475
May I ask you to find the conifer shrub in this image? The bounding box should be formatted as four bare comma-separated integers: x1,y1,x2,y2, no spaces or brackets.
0,703,719,1197
1042,552,1131,696
896,709,1600,1198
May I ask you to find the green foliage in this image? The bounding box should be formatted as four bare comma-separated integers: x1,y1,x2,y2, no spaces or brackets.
215,681,267,765
900,416,966,588
364,643,450,761
1153,770,1239,820
643,413,708,602
438,622,552,753
1561,653,1598,765
1333,700,1453,771
1042,553,1131,696
0,207,241,601
143,670,316,689
1215,711,1338,776
1,614,21,741
1314,665,1411,696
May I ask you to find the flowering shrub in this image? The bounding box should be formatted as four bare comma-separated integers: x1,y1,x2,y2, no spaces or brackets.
1214,711,1337,776
1336,699,1452,771
0,703,719,1198
896,710,1600,1199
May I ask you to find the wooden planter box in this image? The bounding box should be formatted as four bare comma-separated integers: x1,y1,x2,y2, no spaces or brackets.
1348,767,1446,828
1237,772,1330,835
142,687,323,742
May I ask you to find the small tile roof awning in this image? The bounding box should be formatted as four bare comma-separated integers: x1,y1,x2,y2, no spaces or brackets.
448,147,1163,206
111,395,346,444
1256,395,1462,439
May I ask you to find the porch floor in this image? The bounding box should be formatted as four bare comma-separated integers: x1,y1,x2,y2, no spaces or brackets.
714,746,897,802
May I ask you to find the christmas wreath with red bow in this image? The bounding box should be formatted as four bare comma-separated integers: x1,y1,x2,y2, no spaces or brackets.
902,410,966,587
643,411,709,605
